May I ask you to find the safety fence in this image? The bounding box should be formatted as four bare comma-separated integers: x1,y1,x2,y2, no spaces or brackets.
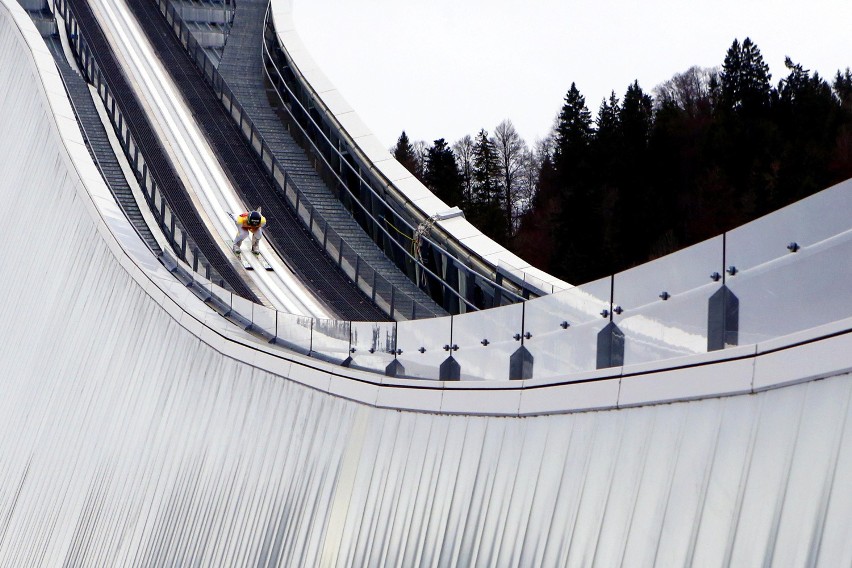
153,0,528,316
50,0,852,381
53,0,231,291
161,179,852,380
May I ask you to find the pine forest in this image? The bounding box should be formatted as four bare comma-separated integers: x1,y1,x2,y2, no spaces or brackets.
392,39,852,285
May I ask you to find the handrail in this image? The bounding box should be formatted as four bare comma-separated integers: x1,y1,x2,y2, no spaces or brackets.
263,6,525,302
51,53,154,251
53,0,230,290
152,0,486,317
258,6,528,307
258,44,480,313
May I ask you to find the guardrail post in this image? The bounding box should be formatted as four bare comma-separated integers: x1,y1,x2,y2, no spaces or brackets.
708,286,739,350
509,304,534,379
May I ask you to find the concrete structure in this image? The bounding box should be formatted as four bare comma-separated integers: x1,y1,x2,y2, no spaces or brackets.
2,0,852,564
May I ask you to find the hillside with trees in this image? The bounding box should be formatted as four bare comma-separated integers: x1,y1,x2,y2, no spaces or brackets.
392,38,852,284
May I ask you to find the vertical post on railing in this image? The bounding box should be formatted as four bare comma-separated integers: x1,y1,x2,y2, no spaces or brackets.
708,233,739,350
509,302,533,380
596,276,625,369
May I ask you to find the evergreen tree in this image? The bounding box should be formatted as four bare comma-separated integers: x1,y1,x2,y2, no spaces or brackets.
595,92,621,145
591,92,623,265
833,68,852,111
554,83,593,173
775,58,842,202
617,81,657,261
393,131,421,179
424,138,463,207
514,153,558,270
470,129,509,244
720,39,743,111
739,38,772,114
721,38,771,114
551,84,599,282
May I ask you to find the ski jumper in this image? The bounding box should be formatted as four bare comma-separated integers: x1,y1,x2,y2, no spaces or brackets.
233,212,267,252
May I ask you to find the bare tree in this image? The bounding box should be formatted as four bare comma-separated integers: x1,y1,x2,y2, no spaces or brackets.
654,66,719,116
491,119,527,234
514,147,539,224
412,139,429,180
452,135,475,206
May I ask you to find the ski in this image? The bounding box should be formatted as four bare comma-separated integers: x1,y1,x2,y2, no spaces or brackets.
229,240,254,270
253,251,274,271
236,251,253,270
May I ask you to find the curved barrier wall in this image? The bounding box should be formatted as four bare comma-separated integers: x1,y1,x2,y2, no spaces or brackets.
3,1,852,564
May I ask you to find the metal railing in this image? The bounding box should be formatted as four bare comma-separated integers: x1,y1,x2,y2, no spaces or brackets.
153,0,498,319
159,176,852,381
53,0,230,290
152,0,526,316
258,6,529,312
51,0,852,383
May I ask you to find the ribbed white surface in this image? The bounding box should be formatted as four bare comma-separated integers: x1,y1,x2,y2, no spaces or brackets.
2,3,852,565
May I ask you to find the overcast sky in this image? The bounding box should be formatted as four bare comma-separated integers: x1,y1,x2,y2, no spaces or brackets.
294,0,850,149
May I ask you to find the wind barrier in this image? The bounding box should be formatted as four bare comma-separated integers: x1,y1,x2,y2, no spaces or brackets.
161,179,852,381
54,1,852,381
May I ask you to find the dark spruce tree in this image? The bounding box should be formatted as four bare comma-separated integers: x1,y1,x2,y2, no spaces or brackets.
715,38,776,224
774,58,844,203
470,129,509,245
618,81,656,262
552,83,601,283
591,91,624,267
424,138,463,207
393,131,423,180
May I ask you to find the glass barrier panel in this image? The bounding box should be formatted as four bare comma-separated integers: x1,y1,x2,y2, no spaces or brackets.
394,316,452,380
523,275,612,379
524,272,554,295
284,179,297,206
451,302,524,381
613,235,723,366
726,180,852,272
273,312,313,354
339,242,357,281
296,195,311,226
230,294,255,327
310,215,327,245
272,162,285,189
728,230,852,345
200,281,233,327
325,229,343,266
619,283,719,365
348,321,397,373
395,293,416,322
372,275,394,317
251,304,277,339
357,262,376,301
310,318,351,364
189,270,214,300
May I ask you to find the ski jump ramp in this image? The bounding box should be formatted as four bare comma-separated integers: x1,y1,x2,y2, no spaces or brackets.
3,1,852,564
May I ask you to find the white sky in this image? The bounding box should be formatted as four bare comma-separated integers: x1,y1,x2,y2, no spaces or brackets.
294,0,851,149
